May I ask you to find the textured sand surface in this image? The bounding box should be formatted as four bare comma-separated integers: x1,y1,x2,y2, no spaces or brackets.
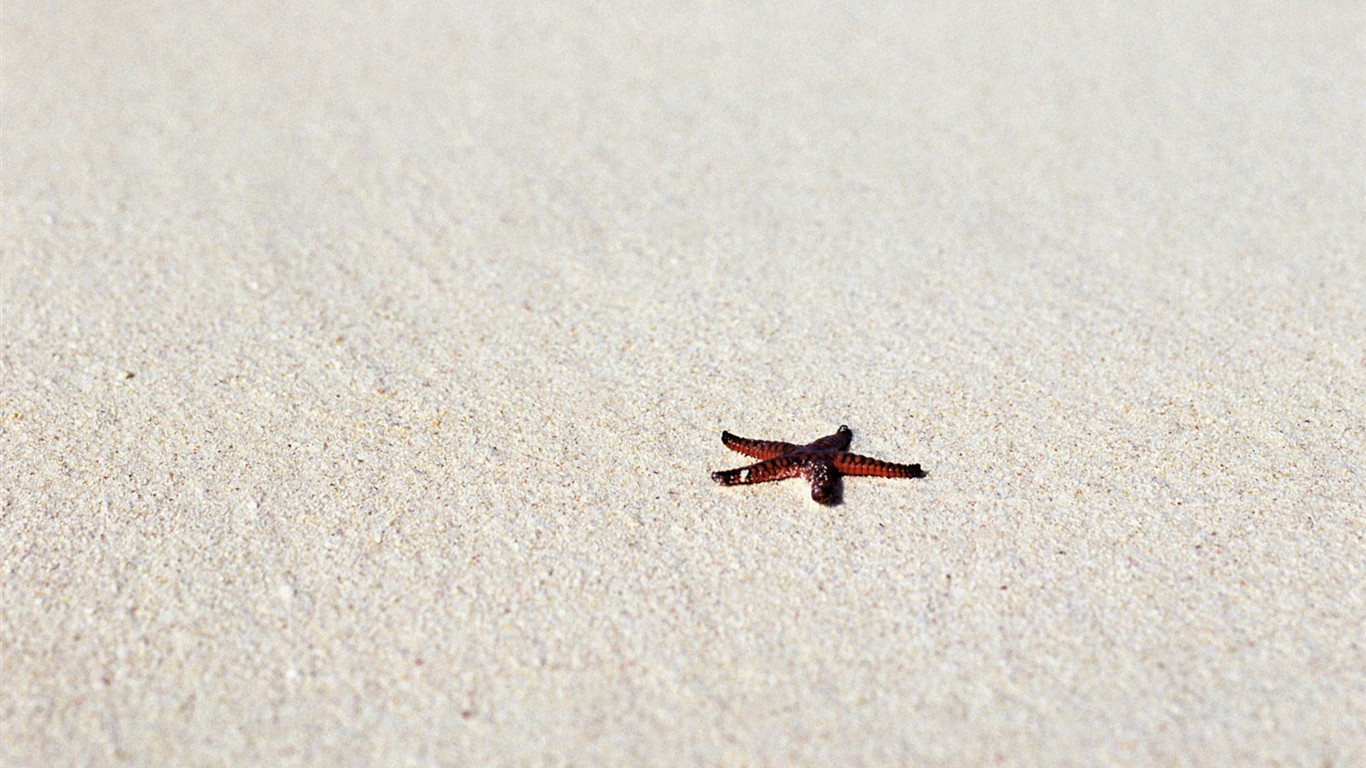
3,2,1363,765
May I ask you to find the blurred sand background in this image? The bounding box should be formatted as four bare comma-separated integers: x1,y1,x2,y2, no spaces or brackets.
3,1,1363,765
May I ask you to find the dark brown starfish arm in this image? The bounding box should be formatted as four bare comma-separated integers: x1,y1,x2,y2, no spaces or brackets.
803,425,853,452
831,453,925,479
801,460,839,504
711,456,805,486
720,431,801,460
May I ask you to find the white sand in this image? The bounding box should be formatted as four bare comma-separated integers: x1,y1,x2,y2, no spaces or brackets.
3,2,1363,765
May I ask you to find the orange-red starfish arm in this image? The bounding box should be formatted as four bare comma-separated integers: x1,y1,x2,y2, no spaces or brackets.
720,431,801,460
803,425,853,452
830,453,925,478
710,456,805,486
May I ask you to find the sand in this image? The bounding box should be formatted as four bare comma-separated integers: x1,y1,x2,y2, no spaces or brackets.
3,2,1363,765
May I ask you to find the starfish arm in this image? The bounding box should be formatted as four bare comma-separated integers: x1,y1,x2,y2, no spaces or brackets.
711,456,805,486
801,459,839,504
804,425,853,452
720,431,801,460
831,453,925,479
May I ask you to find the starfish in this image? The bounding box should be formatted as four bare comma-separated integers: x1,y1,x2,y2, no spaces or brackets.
710,425,925,505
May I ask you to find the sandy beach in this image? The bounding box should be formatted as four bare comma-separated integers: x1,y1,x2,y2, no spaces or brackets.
3,2,1363,765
